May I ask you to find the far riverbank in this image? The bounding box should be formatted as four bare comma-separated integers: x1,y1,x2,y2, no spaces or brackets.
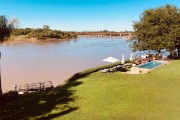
7,35,73,43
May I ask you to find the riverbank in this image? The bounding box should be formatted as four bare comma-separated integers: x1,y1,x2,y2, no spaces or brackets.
1,60,180,119
8,35,73,41
2,35,74,45
1,37,131,92
7,35,129,42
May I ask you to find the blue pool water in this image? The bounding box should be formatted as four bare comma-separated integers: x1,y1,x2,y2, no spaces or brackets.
138,61,165,69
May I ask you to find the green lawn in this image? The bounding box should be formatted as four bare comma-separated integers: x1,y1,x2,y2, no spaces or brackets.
1,60,180,120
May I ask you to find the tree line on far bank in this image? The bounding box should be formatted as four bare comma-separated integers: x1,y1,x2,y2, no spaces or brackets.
12,25,77,39
130,4,180,59
0,17,77,41
0,17,78,96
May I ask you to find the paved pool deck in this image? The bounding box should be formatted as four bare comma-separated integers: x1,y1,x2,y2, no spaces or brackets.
125,60,171,74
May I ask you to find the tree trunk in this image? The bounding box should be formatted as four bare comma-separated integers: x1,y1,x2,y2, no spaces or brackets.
0,72,2,97
178,48,180,59
0,36,5,43
0,52,2,97
170,50,175,59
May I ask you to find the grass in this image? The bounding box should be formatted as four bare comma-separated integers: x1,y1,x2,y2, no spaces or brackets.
1,60,180,120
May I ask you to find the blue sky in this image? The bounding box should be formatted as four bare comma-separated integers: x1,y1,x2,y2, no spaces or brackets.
0,0,179,31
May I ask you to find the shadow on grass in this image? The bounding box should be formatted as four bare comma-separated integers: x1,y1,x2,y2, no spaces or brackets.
38,107,78,120
0,78,84,120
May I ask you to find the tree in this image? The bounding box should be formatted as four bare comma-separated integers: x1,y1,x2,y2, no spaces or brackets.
102,30,109,33
43,25,49,30
130,4,180,58
0,16,12,42
0,16,16,96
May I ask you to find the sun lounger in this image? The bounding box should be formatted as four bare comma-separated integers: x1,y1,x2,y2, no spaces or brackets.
99,69,109,73
124,63,132,66
116,65,122,68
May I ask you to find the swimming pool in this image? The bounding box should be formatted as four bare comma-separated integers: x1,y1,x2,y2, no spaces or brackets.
138,61,165,69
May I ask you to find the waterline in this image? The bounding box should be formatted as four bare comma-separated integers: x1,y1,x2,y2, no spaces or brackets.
1,37,133,92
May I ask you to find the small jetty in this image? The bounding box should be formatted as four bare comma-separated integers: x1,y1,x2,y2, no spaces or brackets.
18,81,54,94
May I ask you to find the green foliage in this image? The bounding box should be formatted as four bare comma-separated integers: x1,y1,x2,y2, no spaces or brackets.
101,30,109,32
0,15,13,42
66,62,122,82
43,25,49,30
12,25,77,39
130,4,180,58
125,59,132,63
0,91,18,106
12,28,31,36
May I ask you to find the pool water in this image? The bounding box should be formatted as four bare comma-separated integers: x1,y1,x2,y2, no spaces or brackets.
138,61,165,69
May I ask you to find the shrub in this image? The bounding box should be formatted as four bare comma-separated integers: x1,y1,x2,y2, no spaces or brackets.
125,59,132,63
12,28,77,40
0,91,18,106
66,62,122,82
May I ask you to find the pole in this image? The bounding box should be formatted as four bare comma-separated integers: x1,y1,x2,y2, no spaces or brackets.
132,64,136,74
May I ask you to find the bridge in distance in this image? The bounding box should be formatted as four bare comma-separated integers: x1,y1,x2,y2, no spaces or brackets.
75,32,134,38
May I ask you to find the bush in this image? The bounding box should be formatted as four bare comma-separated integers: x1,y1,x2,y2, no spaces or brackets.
12,28,77,40
0,91,18,106
66,62,122,82
125,59,132,63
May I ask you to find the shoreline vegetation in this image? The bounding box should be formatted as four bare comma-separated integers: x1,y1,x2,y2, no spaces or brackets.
7,27,133,42
10,27,78,41
8,35,72,42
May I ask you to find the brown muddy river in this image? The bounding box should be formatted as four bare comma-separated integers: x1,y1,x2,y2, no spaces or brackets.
0,37,133,92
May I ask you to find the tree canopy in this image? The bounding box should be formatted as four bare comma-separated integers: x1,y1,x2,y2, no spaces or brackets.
130,4,180,58
0,15,15,96
43,25,49,30
12,26,77,39
0,16,14,42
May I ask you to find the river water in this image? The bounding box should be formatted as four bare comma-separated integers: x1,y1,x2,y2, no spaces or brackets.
0,37,133,92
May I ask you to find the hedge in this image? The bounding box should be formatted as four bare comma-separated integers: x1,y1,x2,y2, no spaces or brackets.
66,62,123,82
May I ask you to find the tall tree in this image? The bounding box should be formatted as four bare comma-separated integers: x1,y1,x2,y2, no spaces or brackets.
0,16,12,42
43,25,50,30
130,4,180,58
0,16,16,96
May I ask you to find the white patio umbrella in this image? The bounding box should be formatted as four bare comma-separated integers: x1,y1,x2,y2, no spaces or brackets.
102,57,120,63
121,55,125,64
130,52,133,61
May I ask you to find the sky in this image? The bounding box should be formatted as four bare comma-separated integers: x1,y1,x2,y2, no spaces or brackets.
0,0,179,31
